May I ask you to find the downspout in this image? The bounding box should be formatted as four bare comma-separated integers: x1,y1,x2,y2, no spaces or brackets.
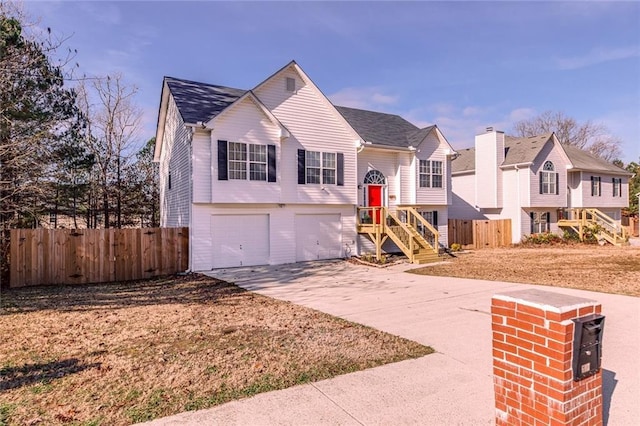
515,164,521,243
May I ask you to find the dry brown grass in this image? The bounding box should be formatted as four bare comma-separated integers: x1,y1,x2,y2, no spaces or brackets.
409,245,640,296
0,274,432,425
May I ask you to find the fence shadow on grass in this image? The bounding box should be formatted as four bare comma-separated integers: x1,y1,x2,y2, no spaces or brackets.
0,358,101,391
0,274,248,314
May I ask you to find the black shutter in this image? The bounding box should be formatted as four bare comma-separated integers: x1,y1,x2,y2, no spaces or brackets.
433,210,438,227
297,149,306,184
555,173,559,195
539,173,543,194
337,153,344,186
268,145,276,183
530,212,535,234
590,176,594,196
218,140,228,181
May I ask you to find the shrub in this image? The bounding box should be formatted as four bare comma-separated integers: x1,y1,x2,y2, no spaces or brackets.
521,232,563,245
450,243,462,252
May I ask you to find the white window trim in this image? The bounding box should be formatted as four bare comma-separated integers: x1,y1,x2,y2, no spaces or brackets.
228,142,268,181
419,160,443,188
305,151,337,185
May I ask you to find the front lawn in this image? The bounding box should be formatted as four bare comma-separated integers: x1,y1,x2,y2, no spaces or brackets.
409,245,640,296
0,275,432,425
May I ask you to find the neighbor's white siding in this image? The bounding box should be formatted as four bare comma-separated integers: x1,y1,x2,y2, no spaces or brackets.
529,140,567,208
190,203,356,271
450,173,484,220
254,66,357,206
474,131,504,209
578,173,629,209
159,94,192,227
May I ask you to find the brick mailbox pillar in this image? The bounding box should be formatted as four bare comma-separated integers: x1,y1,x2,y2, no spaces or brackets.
491,289,603,426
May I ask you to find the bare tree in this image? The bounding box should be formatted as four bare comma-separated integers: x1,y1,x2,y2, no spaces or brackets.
513,111,622,161
76,74,142,228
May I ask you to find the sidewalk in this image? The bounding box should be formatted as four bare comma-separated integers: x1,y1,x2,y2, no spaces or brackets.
144,260,640,425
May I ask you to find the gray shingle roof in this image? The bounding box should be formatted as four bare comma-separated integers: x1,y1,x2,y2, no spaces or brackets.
452,134,553,173
165,77,246,124
562,144,630,175
452,133,630,175
335,105,433,148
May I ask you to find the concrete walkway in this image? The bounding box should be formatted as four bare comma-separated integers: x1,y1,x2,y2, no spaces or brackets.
145,260,640,425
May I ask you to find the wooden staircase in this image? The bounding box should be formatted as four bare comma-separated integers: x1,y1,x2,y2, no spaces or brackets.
557,208,628,246
357,206,440,264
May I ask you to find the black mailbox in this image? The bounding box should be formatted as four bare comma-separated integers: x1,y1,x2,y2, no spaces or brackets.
572,314,605,381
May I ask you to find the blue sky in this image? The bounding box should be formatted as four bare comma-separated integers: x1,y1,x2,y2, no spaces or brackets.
29,1,640,163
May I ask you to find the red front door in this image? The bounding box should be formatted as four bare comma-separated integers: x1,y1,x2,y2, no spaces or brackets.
368,185,382,224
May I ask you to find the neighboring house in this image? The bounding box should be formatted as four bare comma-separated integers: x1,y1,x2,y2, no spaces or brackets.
450,128,632,244
154,61,455,270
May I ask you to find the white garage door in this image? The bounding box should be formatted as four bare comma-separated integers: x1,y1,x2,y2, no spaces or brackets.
295,214,342,262
211,215,269,268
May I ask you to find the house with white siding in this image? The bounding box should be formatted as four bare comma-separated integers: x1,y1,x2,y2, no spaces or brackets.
154,61,455,270
450,128,632,245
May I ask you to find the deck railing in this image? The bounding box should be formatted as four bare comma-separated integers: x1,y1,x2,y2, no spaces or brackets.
558,208,627,246
356,206,439,262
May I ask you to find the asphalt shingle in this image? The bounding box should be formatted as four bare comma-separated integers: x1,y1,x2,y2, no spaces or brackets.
335,106,433,148
165,77,246,125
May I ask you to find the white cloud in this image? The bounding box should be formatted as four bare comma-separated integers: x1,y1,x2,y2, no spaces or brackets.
78,2,122,26
328,87,399,110
556,46,640,70
508,108,537,122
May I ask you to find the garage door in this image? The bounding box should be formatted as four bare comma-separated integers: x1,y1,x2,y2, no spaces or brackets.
295,214,342,261
211,215,269,268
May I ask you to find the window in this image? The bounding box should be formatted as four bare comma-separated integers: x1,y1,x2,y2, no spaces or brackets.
590,176,601,197
298,150,343,186
305,151,336,184
322,152,336,184
218,140,276,182
530,212,550,234
286,77,296,92
420,211,438,227
305,151,321,184
419,160,443,188
613,178,622,197
539,161,557,194
249,144,267,181
49,212,57,224
168,168,172,189
228,142,247,180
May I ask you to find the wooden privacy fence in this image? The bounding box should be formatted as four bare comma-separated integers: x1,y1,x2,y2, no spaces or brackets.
10,227,188,288
448,219,512,249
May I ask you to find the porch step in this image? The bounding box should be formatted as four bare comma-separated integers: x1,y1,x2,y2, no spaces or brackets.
413,251,441,264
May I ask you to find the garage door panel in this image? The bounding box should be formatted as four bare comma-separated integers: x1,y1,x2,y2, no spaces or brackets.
295,214,342,262
211,215,269,268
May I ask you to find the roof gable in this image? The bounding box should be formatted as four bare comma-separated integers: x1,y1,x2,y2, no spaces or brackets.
165,77,246,124
335,105,430,148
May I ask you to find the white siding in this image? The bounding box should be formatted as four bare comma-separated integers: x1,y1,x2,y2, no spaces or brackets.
529,140,567,208
399,153,415,205
450,173,484,220
190,204,356,271
578,173,629,209
210,97,283,204
159,94,191,227
192,130,211,203
474,131,504,208
254,66,358,206
415,132,450,205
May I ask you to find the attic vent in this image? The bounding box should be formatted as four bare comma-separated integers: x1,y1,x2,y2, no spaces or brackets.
285,77,296,92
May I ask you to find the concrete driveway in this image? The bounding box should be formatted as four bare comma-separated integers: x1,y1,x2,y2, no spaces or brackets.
147,260,640,425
